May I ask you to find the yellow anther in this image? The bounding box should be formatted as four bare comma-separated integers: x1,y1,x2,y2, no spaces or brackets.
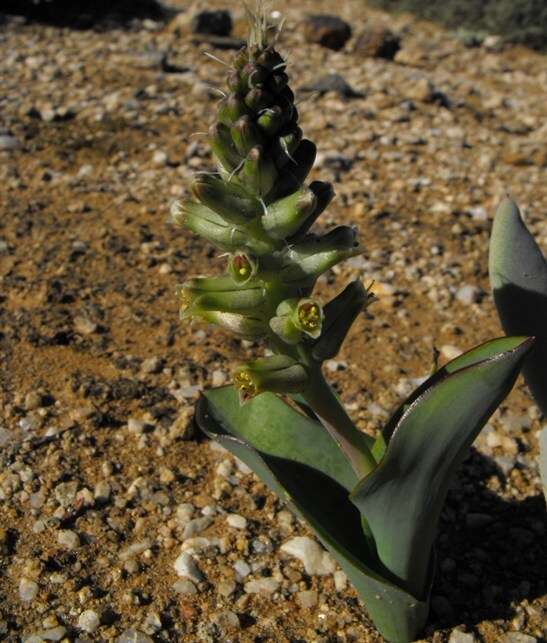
234,370,258,401
298,302,321,331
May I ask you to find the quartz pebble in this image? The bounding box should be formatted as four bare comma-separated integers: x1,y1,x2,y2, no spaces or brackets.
173,551,204,583
19,577,39,602
78,609,100,633
296,589,318,608
244,577,279,594
449,630,476,643
117,630,154,643
281,537,336,575
57,529,80,550
226,513,247,530
172,579,197,595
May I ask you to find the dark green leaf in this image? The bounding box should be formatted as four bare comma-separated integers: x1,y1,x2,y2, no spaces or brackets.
196,387,429,643
351,336,532,599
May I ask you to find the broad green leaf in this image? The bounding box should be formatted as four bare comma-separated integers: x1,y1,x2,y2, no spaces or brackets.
351,336,532,599
489,198,547,415
196,388,429,643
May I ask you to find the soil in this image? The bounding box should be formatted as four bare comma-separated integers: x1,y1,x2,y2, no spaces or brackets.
0,1,546,642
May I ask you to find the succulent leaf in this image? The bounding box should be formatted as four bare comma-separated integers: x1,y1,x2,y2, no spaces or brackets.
489,198,547,415
196,387,429,643
350,336,533,599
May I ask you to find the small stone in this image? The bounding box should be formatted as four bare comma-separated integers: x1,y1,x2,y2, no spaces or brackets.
211,610,240,632
441,345,463,361
78,609,100,634
172,579,197,595
54,481,79,507
226,514,247,530
141,357,162,374
169,408,194,440
117,630,153,643
74,316,98,335
57,529,80,550
128,418,146,435
296,589,318,609
354,25,400,59
211,369,227,386
119,540,152,561
183,516,213,540
301,14,351,50
174,551,204,583
176,503,194,526
449,630,476,643
24,391,43,411
233,559,251,578
19,578,39,602
334,570,347,591
456,285,482,306
281,537,336,575
190,10,232,36
36,626,67,641
0,134,21,151
94,481,111,502
500,635,537,643
244,577,279,595
217,579,236,597
152,150,168,166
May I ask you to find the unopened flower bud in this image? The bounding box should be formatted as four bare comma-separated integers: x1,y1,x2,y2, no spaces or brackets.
231,115,264,156
268,139,317,201
245,87,274,111
218,94,250,127
256,106,284,137
195,310,266,338
233,354,308,404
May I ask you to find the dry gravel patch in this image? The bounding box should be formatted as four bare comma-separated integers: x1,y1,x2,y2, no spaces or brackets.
0,1,546,641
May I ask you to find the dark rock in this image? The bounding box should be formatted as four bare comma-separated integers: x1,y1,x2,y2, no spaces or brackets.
301,14,352,51
190,10,232,36
300,73,364,99
354,25,400,59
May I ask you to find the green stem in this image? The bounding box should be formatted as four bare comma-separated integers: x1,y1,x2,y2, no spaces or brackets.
302,369,377,479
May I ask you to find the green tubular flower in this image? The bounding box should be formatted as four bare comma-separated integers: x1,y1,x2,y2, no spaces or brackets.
280,226,362,285
271,128,302,168
269,297,324,344
256,106,284,137
191,175,262,224
267,139,317,202
209,123,241,174
228,251,258,285
193,309,266,338
230,115,265,156
262,187,317,240
218,94,250,127
242,146,278,197
171,201,247,251
312,280,374,361
289,180,335,238
233,354,309,404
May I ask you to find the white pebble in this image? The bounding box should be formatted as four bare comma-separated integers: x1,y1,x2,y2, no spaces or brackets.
280,537,336,576
173,551,204,583
334,570,347,591
19,577,38,602
226,514,247,530
57,529,80,550
233,559,251,578
244,577,279,594
172,579,197,595
78,609,100,633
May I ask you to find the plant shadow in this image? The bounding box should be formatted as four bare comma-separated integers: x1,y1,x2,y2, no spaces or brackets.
426,446,547,636
1,0,174,30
